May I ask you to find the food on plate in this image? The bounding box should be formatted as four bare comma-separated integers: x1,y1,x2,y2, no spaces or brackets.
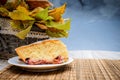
15,40,69,65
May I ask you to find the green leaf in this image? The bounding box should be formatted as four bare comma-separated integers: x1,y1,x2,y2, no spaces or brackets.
35,7,49,20
46,19,71,31
45,16,54,21
9,10,34,20
16,21,34,39
45,19,71,38
29,7,44,17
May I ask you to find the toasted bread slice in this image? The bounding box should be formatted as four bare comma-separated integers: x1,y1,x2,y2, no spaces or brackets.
15,40,68,64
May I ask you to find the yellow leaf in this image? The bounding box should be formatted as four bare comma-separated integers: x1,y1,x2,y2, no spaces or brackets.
16,5,29,15
9,10,34,20
49,3,66,21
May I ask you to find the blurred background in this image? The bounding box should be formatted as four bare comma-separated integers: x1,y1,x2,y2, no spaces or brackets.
49,0,120,51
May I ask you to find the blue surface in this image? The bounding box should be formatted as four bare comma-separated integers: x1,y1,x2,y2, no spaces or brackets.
50,0,120,51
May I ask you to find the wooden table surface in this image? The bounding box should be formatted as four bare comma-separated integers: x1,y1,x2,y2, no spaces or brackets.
0,50,120,80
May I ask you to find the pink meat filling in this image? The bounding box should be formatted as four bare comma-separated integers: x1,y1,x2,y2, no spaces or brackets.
25,56,64,65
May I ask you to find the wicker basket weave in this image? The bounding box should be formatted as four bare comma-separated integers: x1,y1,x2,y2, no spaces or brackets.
0,18,49,59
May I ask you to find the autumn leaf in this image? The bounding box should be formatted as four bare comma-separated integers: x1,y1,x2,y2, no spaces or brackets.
45,18,71,38
19,0,29,9
10,20,24,30
0,7,9,17
9,10,34,20
49,3,66,21
29,7,44,17
35,23,48,30
46,19,71,31
0,1,71,39
16,5,29,15
35,7,49,20
46,28,68,38
16,21,34,39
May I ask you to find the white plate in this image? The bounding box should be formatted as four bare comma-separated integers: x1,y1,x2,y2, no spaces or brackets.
8,56,73,72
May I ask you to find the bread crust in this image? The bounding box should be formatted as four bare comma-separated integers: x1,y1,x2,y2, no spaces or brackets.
15,40,68,64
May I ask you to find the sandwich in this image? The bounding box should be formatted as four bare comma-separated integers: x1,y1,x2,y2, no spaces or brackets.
15,40,69,65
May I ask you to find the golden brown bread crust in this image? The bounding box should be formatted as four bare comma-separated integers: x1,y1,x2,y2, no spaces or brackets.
15,39,68,64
